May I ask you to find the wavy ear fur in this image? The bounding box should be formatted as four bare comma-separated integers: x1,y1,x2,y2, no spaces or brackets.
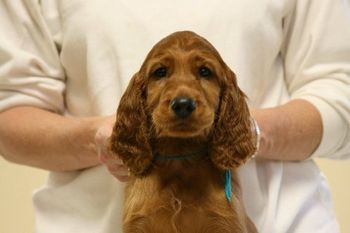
110,73,152,176
210,66,256,170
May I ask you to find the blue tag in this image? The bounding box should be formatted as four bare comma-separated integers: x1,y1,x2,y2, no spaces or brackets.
224,170,232,202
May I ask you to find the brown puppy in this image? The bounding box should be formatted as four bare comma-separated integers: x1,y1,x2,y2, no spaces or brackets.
110,31,258,233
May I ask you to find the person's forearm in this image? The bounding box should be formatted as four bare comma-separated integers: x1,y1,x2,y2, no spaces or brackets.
251,99,323,161
0,106,102,171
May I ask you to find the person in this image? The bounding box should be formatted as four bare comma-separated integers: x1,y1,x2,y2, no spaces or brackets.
0,0,349,232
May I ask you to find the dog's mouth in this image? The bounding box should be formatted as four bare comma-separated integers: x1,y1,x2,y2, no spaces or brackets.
154,117,213,138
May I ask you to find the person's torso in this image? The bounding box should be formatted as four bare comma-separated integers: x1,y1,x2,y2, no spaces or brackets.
33,1,339,233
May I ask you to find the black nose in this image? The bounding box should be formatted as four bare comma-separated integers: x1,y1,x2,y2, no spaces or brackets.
170,97,196,118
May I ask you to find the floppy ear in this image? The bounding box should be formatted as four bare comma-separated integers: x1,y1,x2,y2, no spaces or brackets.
109,73,153,176
210,66,256,170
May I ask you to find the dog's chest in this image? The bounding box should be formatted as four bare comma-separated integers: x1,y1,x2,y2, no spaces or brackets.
126,196,237,233
123,176,244,233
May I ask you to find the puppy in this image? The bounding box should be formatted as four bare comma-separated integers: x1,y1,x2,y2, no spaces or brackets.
110,31,258,233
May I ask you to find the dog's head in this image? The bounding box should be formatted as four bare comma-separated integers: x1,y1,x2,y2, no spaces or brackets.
110,31,256,176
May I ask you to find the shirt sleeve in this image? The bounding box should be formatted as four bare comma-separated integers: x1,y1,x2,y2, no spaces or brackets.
0,0,65,113
281,0,350,159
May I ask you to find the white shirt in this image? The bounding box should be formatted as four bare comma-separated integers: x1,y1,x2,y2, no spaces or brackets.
1,0,350,232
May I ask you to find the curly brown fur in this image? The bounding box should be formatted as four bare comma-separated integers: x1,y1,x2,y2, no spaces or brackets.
110,31,258,233
210,67,256,170
109,73,153,176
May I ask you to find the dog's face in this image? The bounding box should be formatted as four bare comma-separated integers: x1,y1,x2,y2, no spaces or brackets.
110,31,256,176
142,33,225,138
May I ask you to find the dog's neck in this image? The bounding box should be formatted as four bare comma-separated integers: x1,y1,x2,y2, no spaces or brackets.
151,136,223,202
152,137,209,160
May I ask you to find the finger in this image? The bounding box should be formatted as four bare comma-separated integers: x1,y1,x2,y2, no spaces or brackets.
106,164,129,182
107,164,128,176
99,151,124,166
116,175,129,182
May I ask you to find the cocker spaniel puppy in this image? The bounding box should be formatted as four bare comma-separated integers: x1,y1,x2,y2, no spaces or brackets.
110,31,258,233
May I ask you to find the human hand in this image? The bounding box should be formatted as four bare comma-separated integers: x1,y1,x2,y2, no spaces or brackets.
95,116,129,182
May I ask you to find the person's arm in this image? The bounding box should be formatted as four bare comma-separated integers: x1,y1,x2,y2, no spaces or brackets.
251,99,322,161
0,1,128,179
0,2,96,171
0,106,105,171
252,0,350,161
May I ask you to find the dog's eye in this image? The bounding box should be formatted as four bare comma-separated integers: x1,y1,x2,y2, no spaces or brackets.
198,66,212,78
153,67,167,79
